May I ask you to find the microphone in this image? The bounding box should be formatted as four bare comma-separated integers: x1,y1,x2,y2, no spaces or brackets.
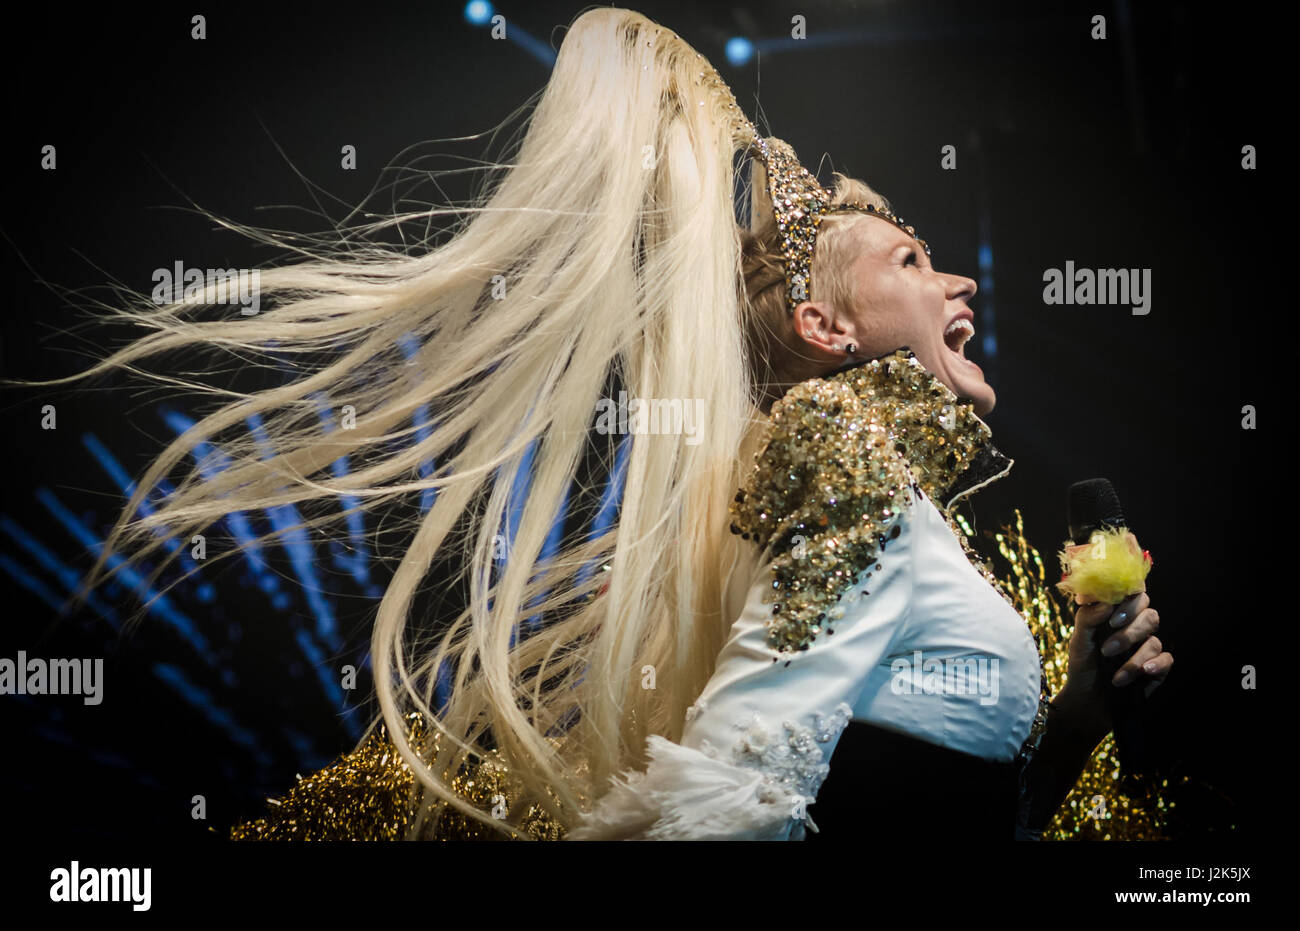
1065,478,1151,776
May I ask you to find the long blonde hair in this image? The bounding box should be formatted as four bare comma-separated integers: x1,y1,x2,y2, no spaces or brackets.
22,8,784,838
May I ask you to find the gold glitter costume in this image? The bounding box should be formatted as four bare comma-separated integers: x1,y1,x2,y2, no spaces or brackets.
230,712,563,841
231,347,1173,840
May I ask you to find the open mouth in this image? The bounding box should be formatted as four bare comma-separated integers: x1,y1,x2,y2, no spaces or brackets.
943,317,975,358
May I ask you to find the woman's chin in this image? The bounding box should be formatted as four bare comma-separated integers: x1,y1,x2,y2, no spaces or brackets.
916,346,995,415
937,350,995,415
963,374,996,416
954,369,996,416
972,391,995,417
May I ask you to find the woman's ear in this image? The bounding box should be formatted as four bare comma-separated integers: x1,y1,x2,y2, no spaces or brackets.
790,300,842,354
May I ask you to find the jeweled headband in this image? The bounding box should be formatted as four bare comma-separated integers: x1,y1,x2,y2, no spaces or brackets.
749,130,930,314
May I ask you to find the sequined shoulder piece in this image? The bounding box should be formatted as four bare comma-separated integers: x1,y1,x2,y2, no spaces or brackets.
729,374,917,657
230,713,564,841
827,350,1006,510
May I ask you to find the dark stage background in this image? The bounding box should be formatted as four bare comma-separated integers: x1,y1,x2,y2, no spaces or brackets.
0,0,1275,871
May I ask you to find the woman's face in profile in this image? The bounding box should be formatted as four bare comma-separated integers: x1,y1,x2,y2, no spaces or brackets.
836,215,996,417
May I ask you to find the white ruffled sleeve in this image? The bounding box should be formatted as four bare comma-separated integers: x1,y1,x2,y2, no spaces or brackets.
564,735,809,841
568,494,918,840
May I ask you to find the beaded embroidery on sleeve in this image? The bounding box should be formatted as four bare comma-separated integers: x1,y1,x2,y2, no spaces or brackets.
696,702,855,833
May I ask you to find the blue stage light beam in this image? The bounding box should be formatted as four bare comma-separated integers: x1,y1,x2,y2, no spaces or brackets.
397,333,438,515
245,412,342,648
82,432,215,603
0,515,122,625
462,3,555,67
309,395,373,591
152,662,270,768
158,408,289,609
35,487,217,666
0,550,67,615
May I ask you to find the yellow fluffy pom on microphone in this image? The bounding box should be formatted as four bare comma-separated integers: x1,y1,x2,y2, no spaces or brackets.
1056,526,1153,605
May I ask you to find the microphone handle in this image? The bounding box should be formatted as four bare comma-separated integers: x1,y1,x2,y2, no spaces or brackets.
1092,613,1149,775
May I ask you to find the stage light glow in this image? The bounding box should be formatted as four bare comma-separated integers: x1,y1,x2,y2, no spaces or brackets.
726,37,753,66
464,1,493,26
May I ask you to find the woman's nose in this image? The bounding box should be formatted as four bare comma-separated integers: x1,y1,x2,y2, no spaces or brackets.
947,273,977,301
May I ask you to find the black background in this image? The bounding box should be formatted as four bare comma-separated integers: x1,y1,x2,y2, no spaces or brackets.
0,0,1277,903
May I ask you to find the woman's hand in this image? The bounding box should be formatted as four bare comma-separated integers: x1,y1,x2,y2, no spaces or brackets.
1050,591,1174,744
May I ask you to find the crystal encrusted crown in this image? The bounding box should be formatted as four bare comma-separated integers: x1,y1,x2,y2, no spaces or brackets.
749,131,930,315
680,43,928,317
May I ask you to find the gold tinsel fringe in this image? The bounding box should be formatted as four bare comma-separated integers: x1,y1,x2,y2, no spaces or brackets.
230,713,564,841
958,508,1185,840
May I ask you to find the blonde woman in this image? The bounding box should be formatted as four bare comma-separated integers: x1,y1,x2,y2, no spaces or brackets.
35,8,1170,841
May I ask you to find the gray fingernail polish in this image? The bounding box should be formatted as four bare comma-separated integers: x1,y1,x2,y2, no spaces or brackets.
1109,610,1128,628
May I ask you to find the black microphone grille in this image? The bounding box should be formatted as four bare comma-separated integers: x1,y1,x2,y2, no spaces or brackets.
1067,478,1125,545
